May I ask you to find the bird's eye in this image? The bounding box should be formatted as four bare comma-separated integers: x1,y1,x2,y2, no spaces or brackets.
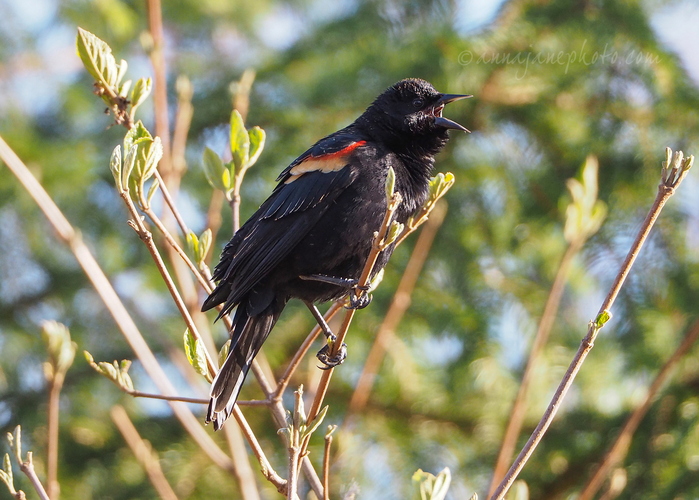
412,98,424,108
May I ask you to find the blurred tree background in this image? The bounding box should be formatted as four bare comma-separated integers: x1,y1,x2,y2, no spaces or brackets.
1,0,699,498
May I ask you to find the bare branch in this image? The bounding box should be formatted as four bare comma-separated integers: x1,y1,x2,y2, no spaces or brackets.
349,201,447,413
111,406,179,500
490,149,694,500
578,318,699,499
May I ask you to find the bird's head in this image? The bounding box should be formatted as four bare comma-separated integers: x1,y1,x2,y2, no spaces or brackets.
359,78,471,153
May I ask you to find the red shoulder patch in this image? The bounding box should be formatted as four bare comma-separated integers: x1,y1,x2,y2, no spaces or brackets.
285,141,366,184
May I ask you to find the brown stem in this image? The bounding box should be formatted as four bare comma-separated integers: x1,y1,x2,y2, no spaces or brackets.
0,135,233,472
287,443,301,500
231,406,288,495
17,453,50,500
205,190,225,264
490,157,692,500
121,192,217,377
111,405,179,500
223,421,262,500
348,201,446,413
46,373,64,500
322,427,336,500
306,192,402,423
487,238,582,496
145,0,172,185
578,318,699,500
146,208,215,292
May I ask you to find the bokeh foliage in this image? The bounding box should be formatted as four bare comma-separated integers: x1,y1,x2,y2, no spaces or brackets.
1,0,699,498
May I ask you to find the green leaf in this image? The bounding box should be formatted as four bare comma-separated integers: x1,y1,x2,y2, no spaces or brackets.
123,121,152,157
202,147,228,191
0,458,15,494
1,453,13,493
146,178,160,206
42,320,76,376
131,77,152,117
247,126,266,168
10,427,21,463
412,468,451,500
141,136,163,182
383,220,404,247
110,145,122,191
218,340,231,369
595,310,612,328
122,144,138,190
385,166,396,201
76,28,118,91
184,329,212,382
230,109,250,170
186,232,199,257
119,79,131,99
115,59,128,88
222,166,232,192
118,360,134,391
303,405,328,439
198,229,212,263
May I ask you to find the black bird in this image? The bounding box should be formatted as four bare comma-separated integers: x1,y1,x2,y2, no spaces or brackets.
202,78,470,429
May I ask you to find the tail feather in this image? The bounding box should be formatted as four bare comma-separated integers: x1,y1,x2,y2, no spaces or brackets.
207,297,284,430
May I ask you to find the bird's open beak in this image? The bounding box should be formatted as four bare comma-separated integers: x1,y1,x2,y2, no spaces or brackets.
433,93,472,133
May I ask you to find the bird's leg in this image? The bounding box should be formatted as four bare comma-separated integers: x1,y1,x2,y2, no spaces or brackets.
300,274,372,310
304,301,347,370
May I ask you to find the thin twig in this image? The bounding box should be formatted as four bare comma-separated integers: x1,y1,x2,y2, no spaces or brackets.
323,426,337,500
231,406,288,496
487,238,583,496
348,201,447,413
145,208,215,294
0,136,233,472
120,191,217,377
306,191,403,423
145,0,172,185
223,422,262,500
205,190,225,264
490,150,693,500
46,372,64,500
171,75,194,186
17,453,50,500
111,405,179,500
578,318,699,500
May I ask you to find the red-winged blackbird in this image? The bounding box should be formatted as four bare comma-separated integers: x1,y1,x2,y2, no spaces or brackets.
202,78,470,429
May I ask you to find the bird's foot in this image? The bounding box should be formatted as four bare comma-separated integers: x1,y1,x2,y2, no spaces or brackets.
316,339,348,370
346,285,372,310
299,274,372,310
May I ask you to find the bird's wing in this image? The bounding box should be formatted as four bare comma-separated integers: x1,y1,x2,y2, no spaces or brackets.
202,132,366,316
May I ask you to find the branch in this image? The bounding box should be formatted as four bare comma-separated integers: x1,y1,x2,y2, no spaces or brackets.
487,239,583,496
305,189,403,423
348,201,447,413
323,425,337,500
578,318,699,499
0,135,233,472
111,406,179,500
490,148,694,500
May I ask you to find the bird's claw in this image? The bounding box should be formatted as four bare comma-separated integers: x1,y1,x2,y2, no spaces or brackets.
316,341,348,369
346,285,372,310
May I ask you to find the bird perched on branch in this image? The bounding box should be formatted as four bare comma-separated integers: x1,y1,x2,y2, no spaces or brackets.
202,78,470,430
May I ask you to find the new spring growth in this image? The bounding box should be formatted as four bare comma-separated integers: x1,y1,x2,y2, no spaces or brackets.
203,109,266,201
76,28,152,125
84,351,134,392
661,147,693,188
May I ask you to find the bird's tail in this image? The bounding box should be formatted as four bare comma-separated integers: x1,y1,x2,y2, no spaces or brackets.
207,297,284,430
